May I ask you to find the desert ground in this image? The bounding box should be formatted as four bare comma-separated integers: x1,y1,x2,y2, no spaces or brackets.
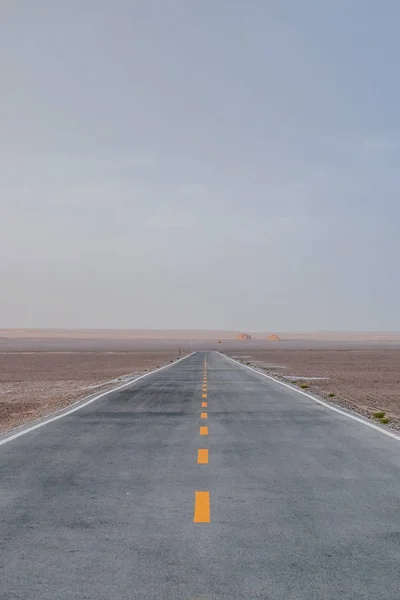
1,330,400,433
227,344,400,430
0,341,188,433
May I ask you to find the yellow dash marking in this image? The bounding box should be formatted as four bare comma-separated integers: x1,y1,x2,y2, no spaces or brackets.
194,491,210,523
197,449,209,464
201,412,208,419
202,402,208,407
202,387,207,392
202,393,207,399
200,426,208,435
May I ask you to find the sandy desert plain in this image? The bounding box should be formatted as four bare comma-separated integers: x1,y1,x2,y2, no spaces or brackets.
1,329,400,433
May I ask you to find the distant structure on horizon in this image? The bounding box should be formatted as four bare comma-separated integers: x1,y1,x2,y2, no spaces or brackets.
267,334,281,341
236,332,252,341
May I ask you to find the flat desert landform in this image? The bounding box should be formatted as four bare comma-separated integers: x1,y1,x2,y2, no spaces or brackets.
1,329,400,433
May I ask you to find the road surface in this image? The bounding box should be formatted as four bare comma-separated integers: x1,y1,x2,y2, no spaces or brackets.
1,351,400,599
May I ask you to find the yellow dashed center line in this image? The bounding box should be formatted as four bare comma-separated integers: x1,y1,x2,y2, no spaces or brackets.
193,356,210,523
197,449,209,464
194,491,210,523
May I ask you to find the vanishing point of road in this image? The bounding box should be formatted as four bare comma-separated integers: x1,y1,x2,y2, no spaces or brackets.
1,352,400,599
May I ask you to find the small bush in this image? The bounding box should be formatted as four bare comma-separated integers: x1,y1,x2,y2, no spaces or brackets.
300,383,309,389
373,411,386,419
328,393,336,398
291,380,297,384
380,417,391,424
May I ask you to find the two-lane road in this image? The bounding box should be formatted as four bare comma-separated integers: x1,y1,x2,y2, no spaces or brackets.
1,352,400,599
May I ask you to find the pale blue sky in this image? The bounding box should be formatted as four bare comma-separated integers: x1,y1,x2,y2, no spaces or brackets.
1,1,399,330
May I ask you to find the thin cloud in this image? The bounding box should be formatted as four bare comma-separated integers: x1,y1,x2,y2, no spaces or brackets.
362,136,398,155
179,184,206,196
143,212,195,230
123,155,158,167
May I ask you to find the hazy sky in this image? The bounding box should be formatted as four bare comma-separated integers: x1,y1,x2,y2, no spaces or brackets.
1,1,400,331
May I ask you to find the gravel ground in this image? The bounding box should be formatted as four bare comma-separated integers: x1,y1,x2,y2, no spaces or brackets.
228,348,400,429
0,350,182,432
3,341,400,434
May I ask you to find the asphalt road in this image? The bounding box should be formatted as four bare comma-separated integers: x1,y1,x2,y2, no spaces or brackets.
1,351,400,599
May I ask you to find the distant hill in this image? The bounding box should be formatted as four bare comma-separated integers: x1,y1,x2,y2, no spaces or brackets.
2,329,400,342
236,333,252,341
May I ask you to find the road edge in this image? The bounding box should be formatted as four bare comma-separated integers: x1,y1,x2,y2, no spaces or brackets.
0,352,195,448
218,351,400,443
